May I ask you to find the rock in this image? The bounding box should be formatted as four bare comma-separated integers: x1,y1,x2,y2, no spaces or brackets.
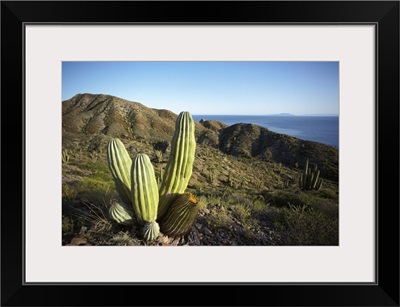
202,227,212,236
171,237,180,246
157,234,170,244
70,236,87,246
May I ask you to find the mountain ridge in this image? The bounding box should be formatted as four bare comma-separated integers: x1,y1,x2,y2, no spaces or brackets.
62,93,338,181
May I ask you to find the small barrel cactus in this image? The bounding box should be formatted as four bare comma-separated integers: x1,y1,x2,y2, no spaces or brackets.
158,112,196,219
160,193,200,237
107,138,132,206
109,202,134,225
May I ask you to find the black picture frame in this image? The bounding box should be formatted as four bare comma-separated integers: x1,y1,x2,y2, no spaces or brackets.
1,1,399,306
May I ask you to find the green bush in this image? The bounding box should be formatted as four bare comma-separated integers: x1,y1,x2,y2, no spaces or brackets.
265,190,310,208
270,204,338,245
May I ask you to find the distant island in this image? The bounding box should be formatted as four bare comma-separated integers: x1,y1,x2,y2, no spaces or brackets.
268,113,296,116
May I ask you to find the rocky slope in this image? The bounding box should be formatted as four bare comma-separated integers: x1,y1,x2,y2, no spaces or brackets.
62,93,338,181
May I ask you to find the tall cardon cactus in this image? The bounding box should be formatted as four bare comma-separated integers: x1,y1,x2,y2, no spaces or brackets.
158,111,196,219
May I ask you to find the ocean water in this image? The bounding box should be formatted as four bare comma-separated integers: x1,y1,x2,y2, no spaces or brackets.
192,115,339,148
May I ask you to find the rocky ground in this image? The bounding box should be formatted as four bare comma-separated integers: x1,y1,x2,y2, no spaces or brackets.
63,201,284,247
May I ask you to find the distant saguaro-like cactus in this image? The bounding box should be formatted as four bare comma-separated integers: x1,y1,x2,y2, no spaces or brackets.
299,159,323,191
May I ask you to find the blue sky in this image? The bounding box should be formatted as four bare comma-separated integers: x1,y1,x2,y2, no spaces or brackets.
62,61,339,116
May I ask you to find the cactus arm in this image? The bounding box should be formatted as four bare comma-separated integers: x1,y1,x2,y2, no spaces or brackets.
131,153,159,225
312,170,320,189
107,138,132,205
158,112,196,219
316,178,323,191
299,173,304,190
109,202,134,225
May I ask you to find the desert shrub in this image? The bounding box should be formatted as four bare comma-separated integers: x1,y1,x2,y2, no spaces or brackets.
62,183,78,200
232,204,252,226
153,140,169,153
76,200,113,234
265,190,310,208
270,204,338,245
315,187,338,201
110,231,136,246
207,208,231,230
154,150,163,163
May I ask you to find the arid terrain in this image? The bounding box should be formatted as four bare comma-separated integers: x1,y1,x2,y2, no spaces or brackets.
62,93,339,246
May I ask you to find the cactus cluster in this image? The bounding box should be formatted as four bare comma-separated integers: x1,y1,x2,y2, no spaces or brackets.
106,111,200,241
299,159,323,191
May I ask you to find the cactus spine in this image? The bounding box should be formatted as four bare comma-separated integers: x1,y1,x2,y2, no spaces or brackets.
107,138,132,206
158,112,196,219
299,159,323,191
160,193,200,237
131,153,159,226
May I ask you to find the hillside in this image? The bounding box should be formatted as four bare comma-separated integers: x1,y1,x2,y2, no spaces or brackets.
62,93,339,246
63,93,338,181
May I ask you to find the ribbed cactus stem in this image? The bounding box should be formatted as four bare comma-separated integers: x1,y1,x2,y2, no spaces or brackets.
316,178,323,190
158,112,196,219
109,202,134,225
143,221,160,241
107,138,132,206
131,153,159,225
304,159,309,174
160,193,200,237
312,170,320,189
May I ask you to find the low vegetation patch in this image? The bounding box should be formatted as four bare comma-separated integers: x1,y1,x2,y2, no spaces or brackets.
62,113,339,246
